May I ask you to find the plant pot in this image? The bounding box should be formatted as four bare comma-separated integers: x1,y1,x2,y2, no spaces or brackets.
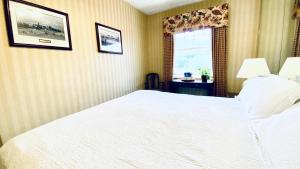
201,75,208,83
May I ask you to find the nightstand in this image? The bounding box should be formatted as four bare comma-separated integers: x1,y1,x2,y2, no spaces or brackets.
227,93,239,98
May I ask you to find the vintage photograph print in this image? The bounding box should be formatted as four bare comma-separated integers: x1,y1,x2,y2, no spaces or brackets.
4,0,72,50
95,23,123,54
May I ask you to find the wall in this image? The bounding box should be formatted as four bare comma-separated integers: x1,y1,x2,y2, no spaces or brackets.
257,0,295,73
146,0,296,93
0,0,147,142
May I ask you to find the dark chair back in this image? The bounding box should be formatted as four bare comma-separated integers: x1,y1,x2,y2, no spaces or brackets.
145,73,160,90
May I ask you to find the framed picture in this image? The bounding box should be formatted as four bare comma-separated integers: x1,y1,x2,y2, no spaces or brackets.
3,0,72,50
95,23,123,54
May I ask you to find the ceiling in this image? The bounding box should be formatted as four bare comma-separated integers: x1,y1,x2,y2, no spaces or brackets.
124,0,203,15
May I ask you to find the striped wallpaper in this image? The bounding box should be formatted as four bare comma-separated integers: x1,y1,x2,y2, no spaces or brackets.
257,0,295,73
146,0,296,93
0,0,147,143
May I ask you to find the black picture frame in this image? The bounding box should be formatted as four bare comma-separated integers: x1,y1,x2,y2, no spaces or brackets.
95,23,123,55
3,0,72,50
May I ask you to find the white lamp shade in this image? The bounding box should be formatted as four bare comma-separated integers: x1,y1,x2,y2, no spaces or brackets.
237,58,270,78
279,57,300,80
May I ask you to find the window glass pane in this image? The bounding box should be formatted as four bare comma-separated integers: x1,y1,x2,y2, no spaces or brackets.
173,28,213,78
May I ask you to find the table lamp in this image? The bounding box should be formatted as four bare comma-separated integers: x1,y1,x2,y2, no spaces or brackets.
279,57,300,82
237,58,271,79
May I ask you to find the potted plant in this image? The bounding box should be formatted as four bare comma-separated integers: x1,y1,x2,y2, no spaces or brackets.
199,68,211,83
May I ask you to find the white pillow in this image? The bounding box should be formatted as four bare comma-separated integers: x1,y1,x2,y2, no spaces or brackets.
237,75,300,119
251,103,300,169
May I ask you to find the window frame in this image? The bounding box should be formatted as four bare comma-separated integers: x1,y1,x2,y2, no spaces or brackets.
172,28,214,80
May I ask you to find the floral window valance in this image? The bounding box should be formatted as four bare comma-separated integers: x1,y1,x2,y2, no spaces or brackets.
163,3,229,36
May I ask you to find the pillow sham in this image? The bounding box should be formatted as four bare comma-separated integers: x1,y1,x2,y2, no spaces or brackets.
251,103,300,169
237,75,300,119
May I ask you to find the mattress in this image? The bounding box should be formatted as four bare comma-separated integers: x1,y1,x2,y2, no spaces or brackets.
0,90,267,169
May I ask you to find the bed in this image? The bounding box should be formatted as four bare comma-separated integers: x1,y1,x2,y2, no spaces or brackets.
0,90,267,169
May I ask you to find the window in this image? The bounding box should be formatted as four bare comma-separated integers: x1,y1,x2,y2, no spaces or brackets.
173,28,213,79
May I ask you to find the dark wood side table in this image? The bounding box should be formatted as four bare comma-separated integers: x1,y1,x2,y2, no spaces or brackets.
227,92,239,98
169,80,214,96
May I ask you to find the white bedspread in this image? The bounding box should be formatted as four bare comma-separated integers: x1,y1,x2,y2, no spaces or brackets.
0,91,267,169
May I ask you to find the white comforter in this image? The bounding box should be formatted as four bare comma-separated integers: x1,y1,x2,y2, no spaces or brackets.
0,91,267,169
